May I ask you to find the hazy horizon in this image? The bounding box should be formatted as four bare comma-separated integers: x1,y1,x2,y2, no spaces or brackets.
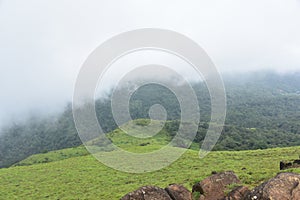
1,0,300,127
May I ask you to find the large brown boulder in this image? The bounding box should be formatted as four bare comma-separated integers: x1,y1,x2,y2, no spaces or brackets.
224,186,250,200
165,184,192,200
121,186,172,200
121,184,192,200
245,172,300,200
192,171,241,200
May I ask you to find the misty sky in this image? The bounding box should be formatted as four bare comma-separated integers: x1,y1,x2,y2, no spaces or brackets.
0,0,300,126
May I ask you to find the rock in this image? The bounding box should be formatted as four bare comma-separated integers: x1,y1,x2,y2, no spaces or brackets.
245,172,300,200
165,184,192,200
121,186,172,200
280,160,300,170
224,186,250,200
280,161,293,170
192,171,241,200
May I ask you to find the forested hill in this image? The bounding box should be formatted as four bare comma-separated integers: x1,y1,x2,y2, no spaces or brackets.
0,71,299,168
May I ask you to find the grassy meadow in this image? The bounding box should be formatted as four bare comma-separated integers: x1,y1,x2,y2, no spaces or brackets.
1,145,300,199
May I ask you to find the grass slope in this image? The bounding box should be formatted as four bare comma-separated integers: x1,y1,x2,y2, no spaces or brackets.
1,145,300,199
14,146,89,167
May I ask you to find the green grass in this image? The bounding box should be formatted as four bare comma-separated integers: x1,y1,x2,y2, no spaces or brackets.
87,119,185,154
1,145,300,199
14,146,89,166
107,127,170,153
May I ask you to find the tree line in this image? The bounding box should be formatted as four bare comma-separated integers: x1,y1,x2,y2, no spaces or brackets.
0,72,299,168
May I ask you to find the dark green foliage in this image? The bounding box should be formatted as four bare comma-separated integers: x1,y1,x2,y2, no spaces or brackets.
0,72,300,168
0,104,82,168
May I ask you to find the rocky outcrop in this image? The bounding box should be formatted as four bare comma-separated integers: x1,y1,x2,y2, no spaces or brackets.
192,171,241,200
121,186,172,200
121,185,191,200
165,184,192,200
245,172,300,200
121,172,300,200
224,186,250,200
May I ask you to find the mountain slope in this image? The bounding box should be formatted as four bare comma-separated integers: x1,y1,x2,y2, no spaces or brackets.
1,146,300,199
1,72,299,168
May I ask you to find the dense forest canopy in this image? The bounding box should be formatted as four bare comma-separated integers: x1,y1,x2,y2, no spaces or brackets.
0,71,299,168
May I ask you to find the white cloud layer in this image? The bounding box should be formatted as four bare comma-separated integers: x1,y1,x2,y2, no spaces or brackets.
0,0,300,125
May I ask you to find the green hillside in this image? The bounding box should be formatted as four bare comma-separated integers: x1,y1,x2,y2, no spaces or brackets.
1,144,300,199
1,72,300,168
13,146,89,167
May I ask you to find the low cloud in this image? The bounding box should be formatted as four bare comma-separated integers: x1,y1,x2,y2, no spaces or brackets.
0,0,299,126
